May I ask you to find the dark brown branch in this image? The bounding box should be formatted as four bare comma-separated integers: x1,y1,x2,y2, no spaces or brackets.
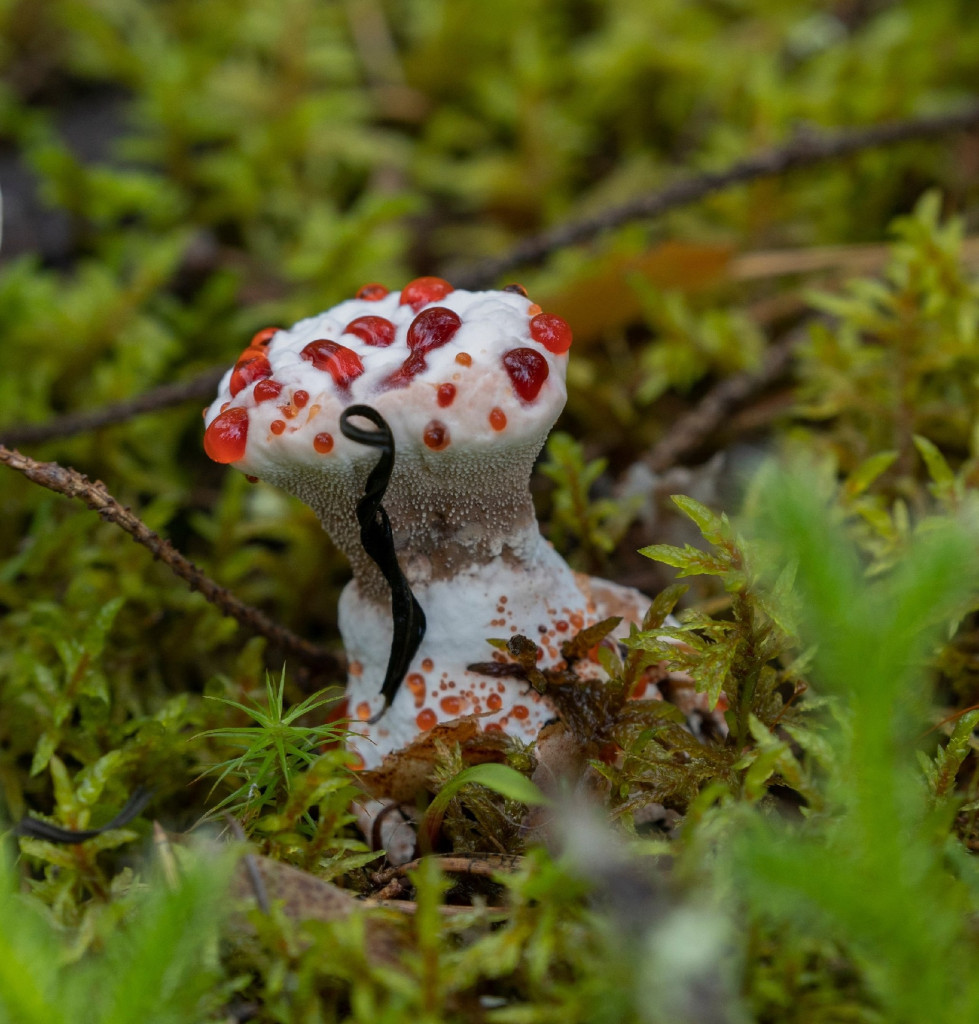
0,367,226,447
645,328,800,474
451,105,979,289
0,444,343,674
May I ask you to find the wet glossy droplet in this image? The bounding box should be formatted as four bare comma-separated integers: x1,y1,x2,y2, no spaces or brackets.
344,315,396,347
489,407,507,431
423,420,450,450
300,339,365,388
455,352,472,367
313,432,334,453
230,353,272,397
270,419,286,435
408,307,462,356
204,407,249,463
530,312,573,354
253,379,283,403
440,695,463,715
356,282,389,301
293,389,309,409
249,326,281,348
437,383,456,407
399,276,452,312
503,347,549,402
416,708,437,730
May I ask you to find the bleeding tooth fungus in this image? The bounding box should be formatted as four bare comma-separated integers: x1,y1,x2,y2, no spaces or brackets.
204,280,659,853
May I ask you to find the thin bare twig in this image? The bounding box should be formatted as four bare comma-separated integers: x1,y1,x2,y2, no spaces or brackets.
644,328,801,474
0,367,226,447
451,104,979,289
0,444,343,674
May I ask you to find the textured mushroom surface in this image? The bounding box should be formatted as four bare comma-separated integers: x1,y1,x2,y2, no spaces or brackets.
204,278,650,769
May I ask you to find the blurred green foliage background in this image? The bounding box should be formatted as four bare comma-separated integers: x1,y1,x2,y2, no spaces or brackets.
4,1,979,1021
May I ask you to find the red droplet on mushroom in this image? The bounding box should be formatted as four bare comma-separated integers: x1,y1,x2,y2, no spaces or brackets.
423,420,450,450
344,315,396,347
503,348,549,401
528,303,542,315
399,276,453,312
293,389,309,409
455,352,472,367
512,704,529,720
355,701,372,721
530,312,573,354
253,379,283,403
300,339,365,388
486,692,503,711
383,351,427,390
440,695,463,715
503,283,528,296
489,407,507,431
313,432,334,453
421,658,434,672
407,306,462,356
436,383,456,407
230,353,272,397
270,419,286,435
249,326,280,349
416,708,437,730
204,407,249,463
356,282,389,301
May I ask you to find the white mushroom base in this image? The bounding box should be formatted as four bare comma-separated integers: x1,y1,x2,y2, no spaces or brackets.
339,536,649,770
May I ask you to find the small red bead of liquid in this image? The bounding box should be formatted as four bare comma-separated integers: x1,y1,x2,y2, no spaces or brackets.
383,351,426,390
530,312,573,354
293,389,309,408
313,432,334,453
253,379,282,403
455,352,472,367
486,692,503,711
344,315,395,347
300,339,365,387
436,383,456,407
408,306,462,355
503,347,549,401
249,326,280,348
440,695,463,715
416,707,437,730
489,407,507,431
204,407,249,463
270,419,286,435
399,276,452,312
423,420,450,450
230,353,272,397
356,282,389,301
512,704,529,720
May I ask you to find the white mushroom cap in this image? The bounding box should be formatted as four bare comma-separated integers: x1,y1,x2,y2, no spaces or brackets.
204,280,573,588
